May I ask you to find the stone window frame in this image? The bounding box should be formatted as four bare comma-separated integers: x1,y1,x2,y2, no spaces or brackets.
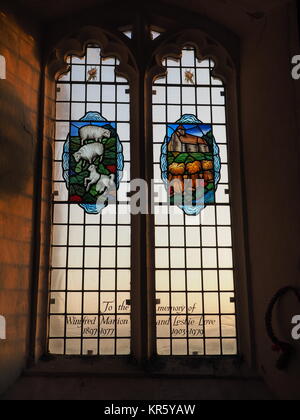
28,12,255,376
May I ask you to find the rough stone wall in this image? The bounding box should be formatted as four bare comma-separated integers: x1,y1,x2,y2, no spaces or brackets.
0,10,41,395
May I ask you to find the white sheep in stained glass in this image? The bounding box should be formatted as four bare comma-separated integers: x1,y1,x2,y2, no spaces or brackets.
84,165,115,195
73,143,104,165
79,125,111,145
95,173,115,195
84,164,101,191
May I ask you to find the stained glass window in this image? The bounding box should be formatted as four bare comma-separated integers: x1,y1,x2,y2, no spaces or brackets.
153,47,237,356
49,45,131,356
0,55,6,79
49,36,240,360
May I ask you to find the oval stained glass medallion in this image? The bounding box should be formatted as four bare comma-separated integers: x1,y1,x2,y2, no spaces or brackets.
63,112,124,214
160,114,221,215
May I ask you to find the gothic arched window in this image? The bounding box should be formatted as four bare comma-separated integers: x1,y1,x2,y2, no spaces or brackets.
44,22,250,367
153,47,236,356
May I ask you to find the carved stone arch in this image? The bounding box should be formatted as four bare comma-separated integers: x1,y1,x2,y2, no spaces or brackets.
47,25,138,85
148,28,236,86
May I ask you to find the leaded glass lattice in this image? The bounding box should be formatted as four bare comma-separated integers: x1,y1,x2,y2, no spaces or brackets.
49,45,131,356
153,47,237,356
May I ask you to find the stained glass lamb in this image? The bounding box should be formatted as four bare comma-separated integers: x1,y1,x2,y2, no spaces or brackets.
79,125,111,145
73,143,104,165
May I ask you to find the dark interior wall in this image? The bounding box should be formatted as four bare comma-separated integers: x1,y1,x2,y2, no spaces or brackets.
239,2,300,399
0,10,41,395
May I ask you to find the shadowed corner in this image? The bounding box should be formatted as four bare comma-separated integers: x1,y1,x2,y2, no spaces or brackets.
0,80,35,196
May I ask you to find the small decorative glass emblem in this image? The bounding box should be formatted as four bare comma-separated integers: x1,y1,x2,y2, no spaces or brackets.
184,69,195,84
